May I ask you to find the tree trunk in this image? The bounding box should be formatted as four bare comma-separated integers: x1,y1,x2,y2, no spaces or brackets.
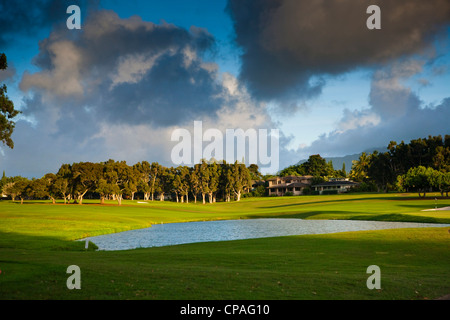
185,192,189,204
20,198,23,204
193,194,197,203
202,193,206,204
208,193,213,204
51,197,56,204
100,196,105,205
131,192,135,201
78,190,88,205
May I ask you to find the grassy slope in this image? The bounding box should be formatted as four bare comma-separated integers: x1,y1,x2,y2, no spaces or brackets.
0,193,449,300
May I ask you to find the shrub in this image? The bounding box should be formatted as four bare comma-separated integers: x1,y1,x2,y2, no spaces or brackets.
321,190,338,195
348,182,377,193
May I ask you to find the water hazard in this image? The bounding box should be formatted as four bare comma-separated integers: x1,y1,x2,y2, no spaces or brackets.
83,218,450,251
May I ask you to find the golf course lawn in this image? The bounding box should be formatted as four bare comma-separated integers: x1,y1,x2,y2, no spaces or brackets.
0,193,449,300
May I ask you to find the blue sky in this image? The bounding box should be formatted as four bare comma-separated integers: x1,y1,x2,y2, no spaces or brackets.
1,0,449,177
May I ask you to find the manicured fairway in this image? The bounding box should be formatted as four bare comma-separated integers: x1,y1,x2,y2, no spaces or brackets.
0,193,449,300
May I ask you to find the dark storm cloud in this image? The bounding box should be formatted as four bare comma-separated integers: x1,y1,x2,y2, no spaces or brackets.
0,0,93,47
226,0,450,103
19,10,225,128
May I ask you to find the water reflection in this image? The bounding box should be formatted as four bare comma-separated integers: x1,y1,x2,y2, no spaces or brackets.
84,219,449,251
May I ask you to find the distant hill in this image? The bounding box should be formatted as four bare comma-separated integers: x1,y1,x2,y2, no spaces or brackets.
296,147,386,173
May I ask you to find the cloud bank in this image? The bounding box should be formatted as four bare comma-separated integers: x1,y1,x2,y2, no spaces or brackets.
1,1,450,177
2,9,273,177
227,0,450,106
296,59,450,158
226,0,450,163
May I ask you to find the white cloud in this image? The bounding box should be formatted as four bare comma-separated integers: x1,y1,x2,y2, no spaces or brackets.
109,52,165,89
336,109,381,133
20,40,84,97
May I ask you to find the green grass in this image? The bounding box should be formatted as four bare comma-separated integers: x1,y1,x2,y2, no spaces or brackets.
0,193,449,300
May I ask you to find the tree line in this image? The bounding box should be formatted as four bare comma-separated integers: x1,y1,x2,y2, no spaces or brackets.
2,135,449,203
0,160,256,205
349,135,450,196
258,134,450,198
276,154,347,182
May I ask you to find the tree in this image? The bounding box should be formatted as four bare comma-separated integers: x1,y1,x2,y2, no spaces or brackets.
279,154,335,178
190,165,201,203
248,164,263,180
350,152,370,182
56,164,72,204
4,178,29,203
0,170,7,194
174,166,190,203
158,166,174,202
103,160,134,206
368,151,394,192
0,53,21,149
429,170,450,197
222,163,233,202
230,161,251,201
96,178,114,205
333,162,347,178
208,162,219,203
71,162,103,204
149,162,162,201
27,178,49,201
401,166,435,198
198,160,210,204
433,146,450,173
303,155,333,177
42,173,58,204
134,161,152,200
127,165,140,201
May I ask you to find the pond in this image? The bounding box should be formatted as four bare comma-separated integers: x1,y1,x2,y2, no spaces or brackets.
83,218,450,251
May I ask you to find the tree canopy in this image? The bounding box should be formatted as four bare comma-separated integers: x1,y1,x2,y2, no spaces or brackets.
350,135,450,192
0,53,21,149
1,159,254,205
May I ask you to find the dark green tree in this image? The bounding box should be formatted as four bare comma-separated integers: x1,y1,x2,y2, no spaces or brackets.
71,162,103,204
190,165,201,203
0,53,21,148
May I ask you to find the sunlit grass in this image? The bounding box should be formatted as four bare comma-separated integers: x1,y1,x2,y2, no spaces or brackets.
0,193,449,300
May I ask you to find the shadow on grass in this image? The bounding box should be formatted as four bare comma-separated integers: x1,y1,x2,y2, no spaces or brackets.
347,214,450,224
257,195,418,209
247,210,450,224
0,230,97,252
